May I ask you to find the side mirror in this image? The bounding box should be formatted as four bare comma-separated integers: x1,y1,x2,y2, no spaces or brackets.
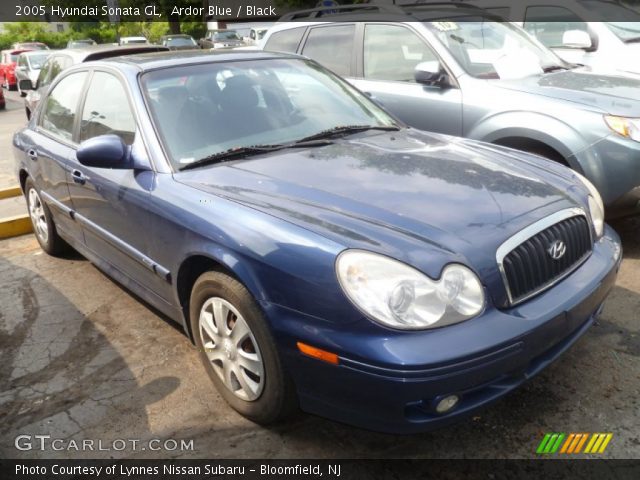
562,30,593,50
414,61,446,86
18,79,34,91
77,135,131,169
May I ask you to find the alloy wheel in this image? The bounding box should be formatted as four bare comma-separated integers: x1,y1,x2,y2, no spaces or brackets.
198,297,265,401
28,188,48,243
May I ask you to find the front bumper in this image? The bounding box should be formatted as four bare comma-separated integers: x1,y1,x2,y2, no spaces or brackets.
268,226,621,434
574,135,640,215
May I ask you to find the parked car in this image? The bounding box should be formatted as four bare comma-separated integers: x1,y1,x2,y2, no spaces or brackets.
15,50,52,96
1,49,31,90
119,36,149,46
199,29,244,49
263,4,640,217
66,39,98,49
245,27,270,46
461,0,640,76
14,50,621,433
0,86,5,110
19,44,169,120
160,34,200,51
11,42,48,51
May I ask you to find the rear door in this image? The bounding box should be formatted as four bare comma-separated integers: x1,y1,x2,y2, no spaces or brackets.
26,70,89,246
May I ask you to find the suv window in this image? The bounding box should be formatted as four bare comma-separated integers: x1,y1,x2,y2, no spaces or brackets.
364,24,438,82
302,25,355,76
80,72,136,145
524,6,589,48
264,27,306,53
40,72,88,142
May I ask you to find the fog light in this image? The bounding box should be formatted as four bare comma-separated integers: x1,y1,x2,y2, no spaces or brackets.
435,394,459,413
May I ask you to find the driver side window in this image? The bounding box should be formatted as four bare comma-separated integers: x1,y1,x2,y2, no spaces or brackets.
80,72,136,145
364,24,438,82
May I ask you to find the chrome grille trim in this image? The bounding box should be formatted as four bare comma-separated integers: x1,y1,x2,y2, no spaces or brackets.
496,208,593,306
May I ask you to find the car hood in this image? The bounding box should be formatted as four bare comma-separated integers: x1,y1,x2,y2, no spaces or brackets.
175,130,586,279
495,69,640,116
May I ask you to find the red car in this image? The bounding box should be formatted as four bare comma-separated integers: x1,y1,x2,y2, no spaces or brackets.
1,49,31,90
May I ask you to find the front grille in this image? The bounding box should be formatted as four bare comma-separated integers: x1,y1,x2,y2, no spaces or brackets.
500,213,592,305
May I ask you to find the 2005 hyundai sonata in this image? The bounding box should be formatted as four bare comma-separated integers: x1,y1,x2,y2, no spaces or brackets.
13,51,622,433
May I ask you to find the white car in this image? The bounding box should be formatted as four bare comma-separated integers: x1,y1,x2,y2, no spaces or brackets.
119,36,149,46
458,0,640,76
15,50,52,96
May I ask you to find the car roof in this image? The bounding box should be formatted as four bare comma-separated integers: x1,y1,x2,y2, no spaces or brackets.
20,50,53,57
276,1,491,21
52,44,169,63
87,49,299,72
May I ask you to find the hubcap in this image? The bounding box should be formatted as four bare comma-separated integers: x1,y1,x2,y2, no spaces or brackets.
198,297,264,401
28,188,48,243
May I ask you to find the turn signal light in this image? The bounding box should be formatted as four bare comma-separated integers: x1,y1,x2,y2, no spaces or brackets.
296,342,339,365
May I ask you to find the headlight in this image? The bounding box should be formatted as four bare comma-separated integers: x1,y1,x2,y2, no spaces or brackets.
336,251,484,330
574,171,604,238
604,115,640,142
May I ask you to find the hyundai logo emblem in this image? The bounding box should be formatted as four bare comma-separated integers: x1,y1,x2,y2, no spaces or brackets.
547,240,567,260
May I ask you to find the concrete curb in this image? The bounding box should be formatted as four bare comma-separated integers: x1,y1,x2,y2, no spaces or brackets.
0,186,31,239
0,214,32,239
0,186,21,200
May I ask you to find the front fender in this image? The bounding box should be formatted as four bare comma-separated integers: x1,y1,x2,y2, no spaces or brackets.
466,111,586,169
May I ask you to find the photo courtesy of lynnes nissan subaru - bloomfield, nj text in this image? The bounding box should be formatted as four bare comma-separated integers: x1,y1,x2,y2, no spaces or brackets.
13,48,621,434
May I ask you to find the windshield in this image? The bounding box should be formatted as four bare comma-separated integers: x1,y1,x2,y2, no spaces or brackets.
142,58,396,169
27,53,49,69
604,22,640,42
214,31,240,41
166,37,196,46
425,18,566,79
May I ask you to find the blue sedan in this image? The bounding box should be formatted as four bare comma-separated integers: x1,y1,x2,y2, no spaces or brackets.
13,51,621,433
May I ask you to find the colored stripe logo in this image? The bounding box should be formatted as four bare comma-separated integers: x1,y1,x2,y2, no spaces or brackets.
536,433,613,454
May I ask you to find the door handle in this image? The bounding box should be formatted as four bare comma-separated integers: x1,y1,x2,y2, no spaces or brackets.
27,148,37,161
71,170,86,185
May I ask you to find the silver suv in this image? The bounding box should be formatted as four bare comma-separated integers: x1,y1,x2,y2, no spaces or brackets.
261,3,640,217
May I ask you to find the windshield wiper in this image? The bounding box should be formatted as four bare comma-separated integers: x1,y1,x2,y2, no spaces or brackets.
294,125,400,143
179,140,333,171
624,37,640,44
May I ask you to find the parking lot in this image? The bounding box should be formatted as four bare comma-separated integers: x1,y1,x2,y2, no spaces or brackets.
0,86,639,459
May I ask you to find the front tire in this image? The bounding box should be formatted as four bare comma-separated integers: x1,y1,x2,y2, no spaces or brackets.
189,271,296,424
24,178,68,256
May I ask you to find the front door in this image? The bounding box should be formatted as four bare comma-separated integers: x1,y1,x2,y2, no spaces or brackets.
349,23,463,136
67,70,171,301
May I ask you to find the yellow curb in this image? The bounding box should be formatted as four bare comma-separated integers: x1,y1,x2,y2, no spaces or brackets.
0,214,32,239
0,186,22,200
